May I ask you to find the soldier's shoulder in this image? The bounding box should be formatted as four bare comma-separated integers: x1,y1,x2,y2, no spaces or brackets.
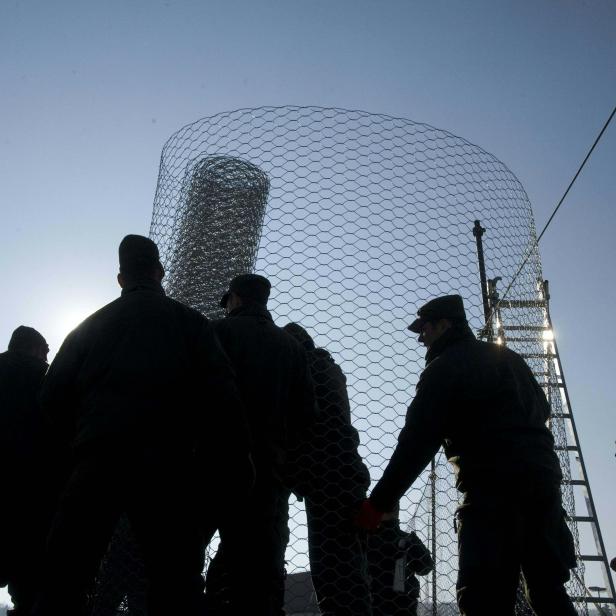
421,342,471,386
87,295,123,319
211,314,244,333
500,344,525,361
68,298,121,336
278,325,306,352
277,327,314,367
313,347,343,371
478,339,525,366
209,316,225,329
472,337,515,354
0,351,16,376
421,351,450,378
446,336,498,365
313,347,333,362
209,316,237,341
165,295,208,323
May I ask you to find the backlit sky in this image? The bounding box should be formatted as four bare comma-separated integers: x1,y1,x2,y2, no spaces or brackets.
1,0,615,602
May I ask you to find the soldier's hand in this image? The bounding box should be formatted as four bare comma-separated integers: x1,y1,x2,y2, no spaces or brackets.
354,498,384,531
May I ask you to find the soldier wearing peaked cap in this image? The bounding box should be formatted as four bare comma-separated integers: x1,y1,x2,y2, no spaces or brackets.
118,233,163,270
356,294,577,616
34,234,247,616
203,273,317,616
406,294,467,334
219,273,271,309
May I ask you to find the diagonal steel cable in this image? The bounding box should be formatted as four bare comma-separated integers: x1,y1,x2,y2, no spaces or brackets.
491,104,616,313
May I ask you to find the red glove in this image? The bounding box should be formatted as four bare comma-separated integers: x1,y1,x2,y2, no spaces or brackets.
354,499,384,531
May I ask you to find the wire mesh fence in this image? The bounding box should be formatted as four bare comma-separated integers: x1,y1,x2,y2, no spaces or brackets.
93,105,588,614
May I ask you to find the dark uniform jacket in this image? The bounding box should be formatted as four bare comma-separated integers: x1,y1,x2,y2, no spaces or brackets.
0,350,49,470
212,304,316,479
0,350,60,586
41,280,245,455
370,325,561,512
287,347,369,502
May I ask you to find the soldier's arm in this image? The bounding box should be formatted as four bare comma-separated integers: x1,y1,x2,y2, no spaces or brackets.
369,364,452,513
515,350,551,423
313,355,352,422
529,362,551,423
288,348,318,447
40,330,84,442
200,322,252,453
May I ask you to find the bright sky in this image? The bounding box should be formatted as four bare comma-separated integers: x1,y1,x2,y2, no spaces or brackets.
1,0,615,604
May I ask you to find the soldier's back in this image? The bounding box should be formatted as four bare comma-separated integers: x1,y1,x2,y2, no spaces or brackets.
435,336,561,489
0,350,48,463
43,281,209,450
212,303,314,472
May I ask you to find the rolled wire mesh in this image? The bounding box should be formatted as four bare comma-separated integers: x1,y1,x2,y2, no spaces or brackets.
164,155,269,317
93,106,588,614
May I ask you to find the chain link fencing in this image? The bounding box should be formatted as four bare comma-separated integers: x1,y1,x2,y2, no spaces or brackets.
91,106,588,614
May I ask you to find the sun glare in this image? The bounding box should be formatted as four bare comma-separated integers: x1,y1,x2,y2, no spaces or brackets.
48,305,98,352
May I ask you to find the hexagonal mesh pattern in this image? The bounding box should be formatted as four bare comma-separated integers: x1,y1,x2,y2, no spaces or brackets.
92,106,588,615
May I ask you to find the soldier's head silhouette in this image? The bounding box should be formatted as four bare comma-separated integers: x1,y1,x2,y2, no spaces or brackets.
407,294,467,349
283,322,316,351
8,325,49,362
220,274,271,314
117,235,164,287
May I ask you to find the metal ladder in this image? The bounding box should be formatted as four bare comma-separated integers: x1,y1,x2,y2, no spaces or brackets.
473,220,615,614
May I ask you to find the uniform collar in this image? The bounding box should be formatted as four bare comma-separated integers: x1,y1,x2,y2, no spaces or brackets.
226,303,273,321
425,323,475,364
1,349,48,372
379,519,401,530
120,280,166,297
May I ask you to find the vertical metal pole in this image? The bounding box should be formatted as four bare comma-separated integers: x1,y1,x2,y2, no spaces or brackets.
472,220,493,341
430,458,437,616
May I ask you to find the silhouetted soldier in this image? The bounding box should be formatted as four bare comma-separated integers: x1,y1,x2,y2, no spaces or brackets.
283,322,372,616
33,235,246,616
0,327,57,616
356,295,577,616
203,274,316,616
367,506,432,616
